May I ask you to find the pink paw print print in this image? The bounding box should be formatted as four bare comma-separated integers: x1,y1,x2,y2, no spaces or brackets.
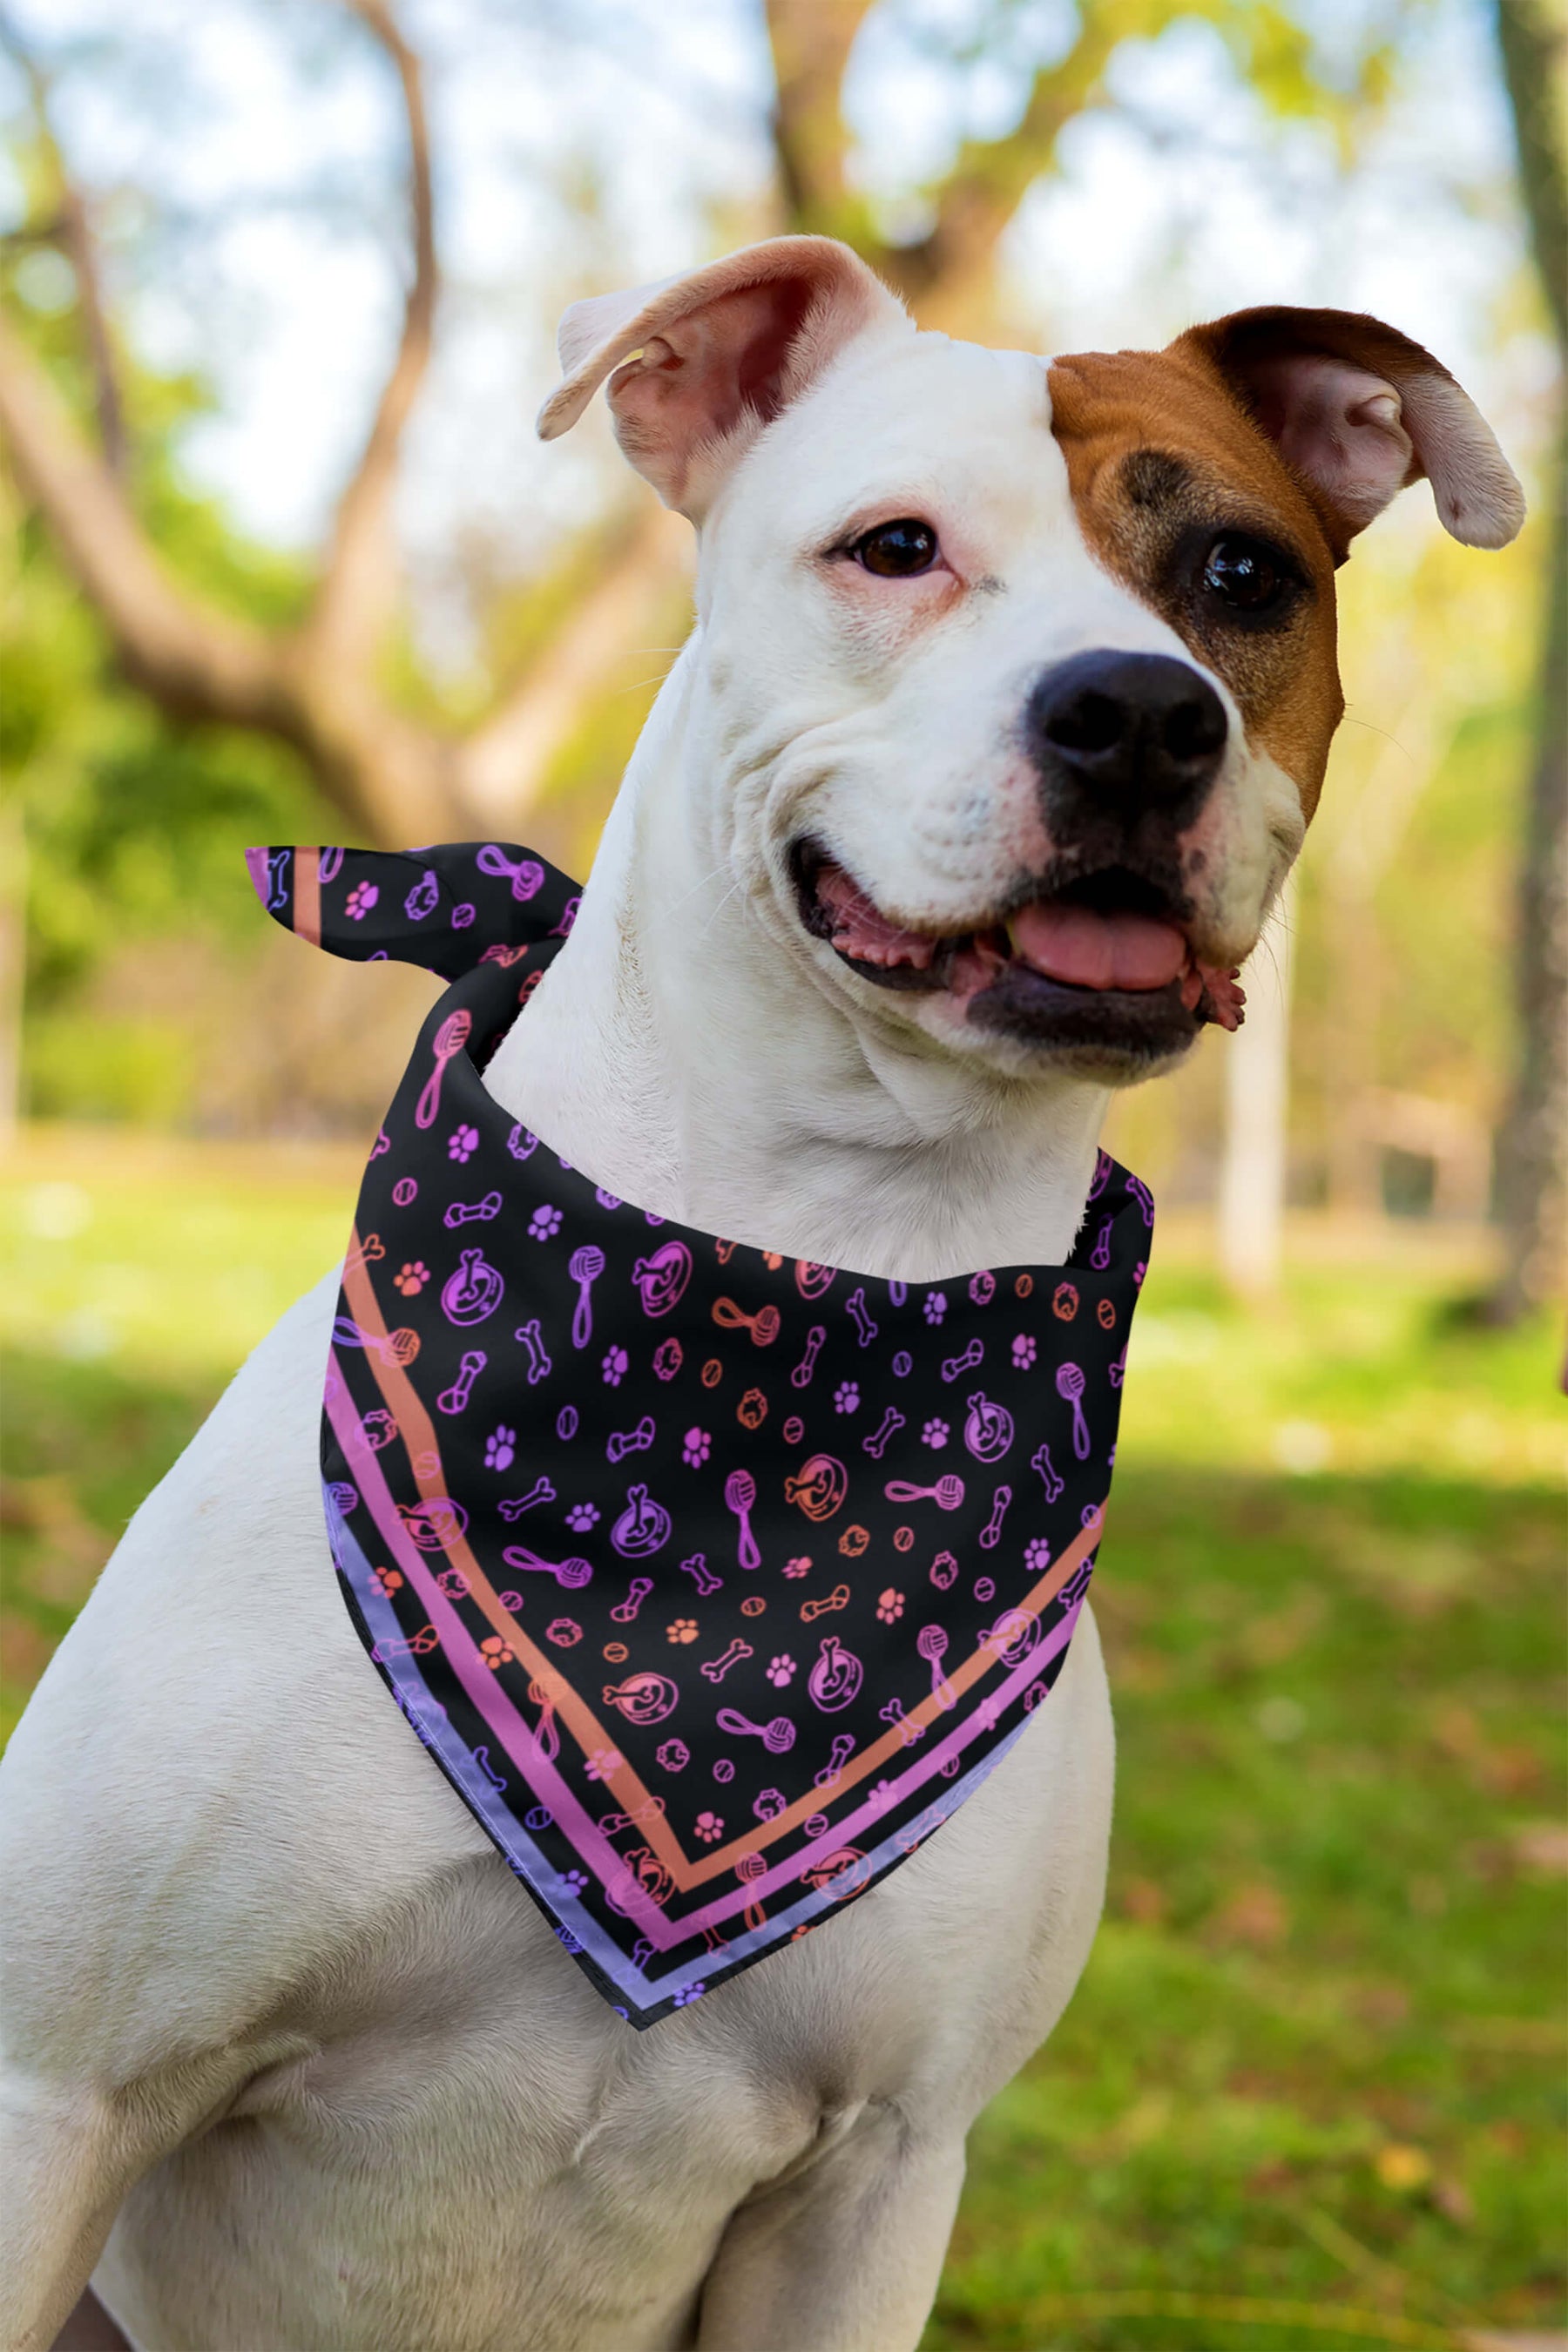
1012,1333,1037,1369
782,1556,811,1579
565,1501,598,1532
1024,1536,1052,1571
693,1812,724,1844
766,1653,795,1688
922,1416,948,1448
923,1291,948,1327
682,1427,711,1467
529,1203,562,1239
394,1260,428,1296
345,879,379,921
601,1345,629,1387
484,1425,516,1471
875,1588,905,1624
447,1124,479,1163
584,1747,623,1781
834,1381,860,1414
666,1618,700,1645
480,1634,513,1671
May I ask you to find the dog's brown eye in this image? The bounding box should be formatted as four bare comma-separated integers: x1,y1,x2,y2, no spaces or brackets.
854,519,940,577
1202,534,1285,612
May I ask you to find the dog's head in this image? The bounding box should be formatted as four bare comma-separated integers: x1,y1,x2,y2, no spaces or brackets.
540,237,1522,1085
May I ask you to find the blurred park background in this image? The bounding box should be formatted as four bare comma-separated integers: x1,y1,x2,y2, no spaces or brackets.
0,0,1564,2346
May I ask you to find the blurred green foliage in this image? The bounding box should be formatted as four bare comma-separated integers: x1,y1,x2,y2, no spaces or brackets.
1,193,328,1120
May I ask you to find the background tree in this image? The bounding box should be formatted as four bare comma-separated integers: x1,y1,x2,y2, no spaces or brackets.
1490,0,1566,1319
0,0,1378,850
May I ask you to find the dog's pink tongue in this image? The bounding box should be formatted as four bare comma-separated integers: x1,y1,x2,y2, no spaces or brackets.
1009,902,1187,992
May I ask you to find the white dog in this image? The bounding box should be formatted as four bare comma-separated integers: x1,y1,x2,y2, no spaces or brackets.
1,237,1521,2352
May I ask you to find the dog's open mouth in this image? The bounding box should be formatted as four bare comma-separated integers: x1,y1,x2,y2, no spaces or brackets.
794,846,1245,1055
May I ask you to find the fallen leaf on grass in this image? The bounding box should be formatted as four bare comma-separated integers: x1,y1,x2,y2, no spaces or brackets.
1207,1879,1288,1951
1118,1876,1166,1925
1510,1821,1568,1876
1462,2335,1568,2351
1375,2142,1434,2193
1432,2176,1475,2227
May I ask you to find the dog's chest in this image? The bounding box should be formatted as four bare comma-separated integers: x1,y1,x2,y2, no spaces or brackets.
108,1856,939,2352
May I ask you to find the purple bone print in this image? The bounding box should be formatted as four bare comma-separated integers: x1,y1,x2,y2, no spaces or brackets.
700,1639,754,1685
443,1191,504,1228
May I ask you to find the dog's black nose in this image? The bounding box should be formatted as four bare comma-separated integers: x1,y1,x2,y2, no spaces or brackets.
1025,650,1227,811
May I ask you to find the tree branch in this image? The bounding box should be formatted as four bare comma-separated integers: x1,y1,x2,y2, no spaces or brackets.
0,308,280,726
302,0,439,678
1496,0,1567,356
877,13,1124,311
0,7,127,476
0,308,472,842
458,505,683,821
764,0,880,240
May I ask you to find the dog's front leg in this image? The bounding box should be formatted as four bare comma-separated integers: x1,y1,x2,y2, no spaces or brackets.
0,2051,247,2352
0,2083,129,2352
694,2108,966,2352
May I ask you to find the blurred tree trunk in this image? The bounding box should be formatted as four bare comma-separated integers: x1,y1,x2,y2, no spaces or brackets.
1218,876,1296,1298
1319,679,1442,1218
0,794,24,1145
1490,0,1567,1318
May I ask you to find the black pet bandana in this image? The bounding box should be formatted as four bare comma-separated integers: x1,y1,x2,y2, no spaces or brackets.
253,841,1153,2027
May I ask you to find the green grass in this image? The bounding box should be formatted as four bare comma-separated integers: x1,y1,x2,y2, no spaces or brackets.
2,1129,1563,2349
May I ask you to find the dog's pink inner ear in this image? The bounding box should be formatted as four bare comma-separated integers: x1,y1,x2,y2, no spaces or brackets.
1246,353,1419,537
1179,308,1525,557
606,276,818,500
537,237,907,519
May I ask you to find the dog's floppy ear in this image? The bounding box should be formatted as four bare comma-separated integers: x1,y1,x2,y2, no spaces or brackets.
537,235,909,519
1173,307,1524,557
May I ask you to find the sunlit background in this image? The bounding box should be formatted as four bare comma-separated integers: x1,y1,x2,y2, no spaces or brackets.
1,2,1563,2346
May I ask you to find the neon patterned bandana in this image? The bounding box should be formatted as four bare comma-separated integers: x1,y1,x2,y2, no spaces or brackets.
253,841,1152,2027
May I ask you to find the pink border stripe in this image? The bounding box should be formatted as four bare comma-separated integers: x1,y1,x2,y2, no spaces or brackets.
702,1599,1085,1921
330,1360,1093,1943
328,1368,675,1946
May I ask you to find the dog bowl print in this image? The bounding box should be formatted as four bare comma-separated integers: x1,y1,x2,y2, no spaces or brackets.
442,1247,505,1328
611,1483,672,1558
396,1496,469,1553
794,1259,837,1300
604,1847,675,1916
802,1844,871,1900
783,1453,848,1524
808,1633,863,1713
631,1240,692,1318
983,1605,1042,1667
600,1671,679,1727
963,1391,1015,1464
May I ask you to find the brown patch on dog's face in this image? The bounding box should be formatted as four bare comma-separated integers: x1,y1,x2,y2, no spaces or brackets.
1047,343,1345,816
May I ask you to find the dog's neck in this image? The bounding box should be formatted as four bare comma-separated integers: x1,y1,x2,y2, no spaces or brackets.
486,650,1109,1282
